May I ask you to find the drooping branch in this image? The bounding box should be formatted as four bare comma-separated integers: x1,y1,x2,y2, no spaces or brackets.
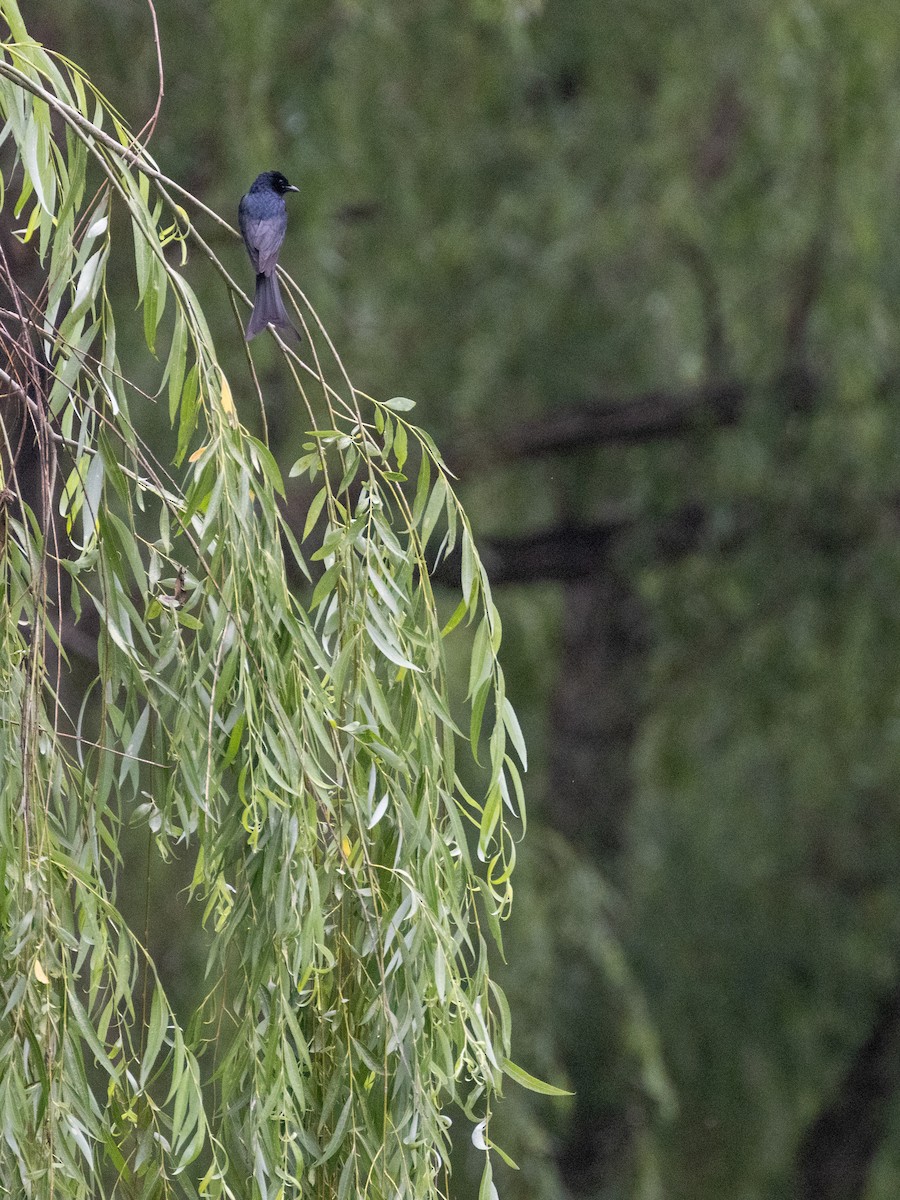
0,21,528,1197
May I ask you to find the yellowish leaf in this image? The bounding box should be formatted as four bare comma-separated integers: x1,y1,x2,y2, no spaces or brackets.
220,371,236,420
33,958,49,985
188,444,208,463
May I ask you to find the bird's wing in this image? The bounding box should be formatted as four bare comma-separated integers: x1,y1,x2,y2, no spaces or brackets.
239,205,288,276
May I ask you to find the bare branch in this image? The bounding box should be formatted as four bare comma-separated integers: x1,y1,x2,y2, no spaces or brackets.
451,381,746,473
431,509,633,588
133,0,165,151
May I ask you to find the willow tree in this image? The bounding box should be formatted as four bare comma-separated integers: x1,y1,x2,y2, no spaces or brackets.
0,3,547,1196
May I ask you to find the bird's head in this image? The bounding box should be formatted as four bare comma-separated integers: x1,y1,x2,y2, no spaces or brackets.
251,171,300,195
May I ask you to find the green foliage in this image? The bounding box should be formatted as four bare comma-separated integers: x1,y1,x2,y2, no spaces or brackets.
0,4,527,1197
629,441,900,1196
13,0,900,1197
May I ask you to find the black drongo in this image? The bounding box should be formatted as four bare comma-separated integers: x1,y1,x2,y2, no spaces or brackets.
238,170,300,341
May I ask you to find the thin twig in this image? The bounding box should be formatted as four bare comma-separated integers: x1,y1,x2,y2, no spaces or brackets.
131,0,165,152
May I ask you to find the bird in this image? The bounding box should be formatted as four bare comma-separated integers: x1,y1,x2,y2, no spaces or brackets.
238,170,300,341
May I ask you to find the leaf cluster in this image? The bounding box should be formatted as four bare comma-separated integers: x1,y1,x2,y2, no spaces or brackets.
0,4,532,1197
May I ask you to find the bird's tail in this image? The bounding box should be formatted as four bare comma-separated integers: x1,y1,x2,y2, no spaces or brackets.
246,272,300,341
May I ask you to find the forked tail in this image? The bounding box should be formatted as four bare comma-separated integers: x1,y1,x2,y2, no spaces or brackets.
246,272,300,341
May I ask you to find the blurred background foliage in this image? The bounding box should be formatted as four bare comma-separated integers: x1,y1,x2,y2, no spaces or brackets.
20,0,900,1196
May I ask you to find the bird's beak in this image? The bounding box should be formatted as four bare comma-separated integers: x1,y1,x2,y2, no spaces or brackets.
286,185,300,192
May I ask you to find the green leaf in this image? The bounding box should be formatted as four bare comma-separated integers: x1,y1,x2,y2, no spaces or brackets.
248,435,286,498
478,782,501,858
289,450,320,478
175,363,200,464
469,678,492,765
502,697,527,770
139,984,169,1089
143,255,167,354
71,246,105,315
176,611,203,630
166,309,188,422
311,560,341,609
132,214,151,300
502,1058,574,1097
394,420,408,470
461,532,478,606
421,475,448,548
468,616,493,699
441,597,468,637
488,1138,519,1170
20,97,51,214
413,450,431,522
478,1154,497,1200
67,990,118,1081
365,617,421,672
